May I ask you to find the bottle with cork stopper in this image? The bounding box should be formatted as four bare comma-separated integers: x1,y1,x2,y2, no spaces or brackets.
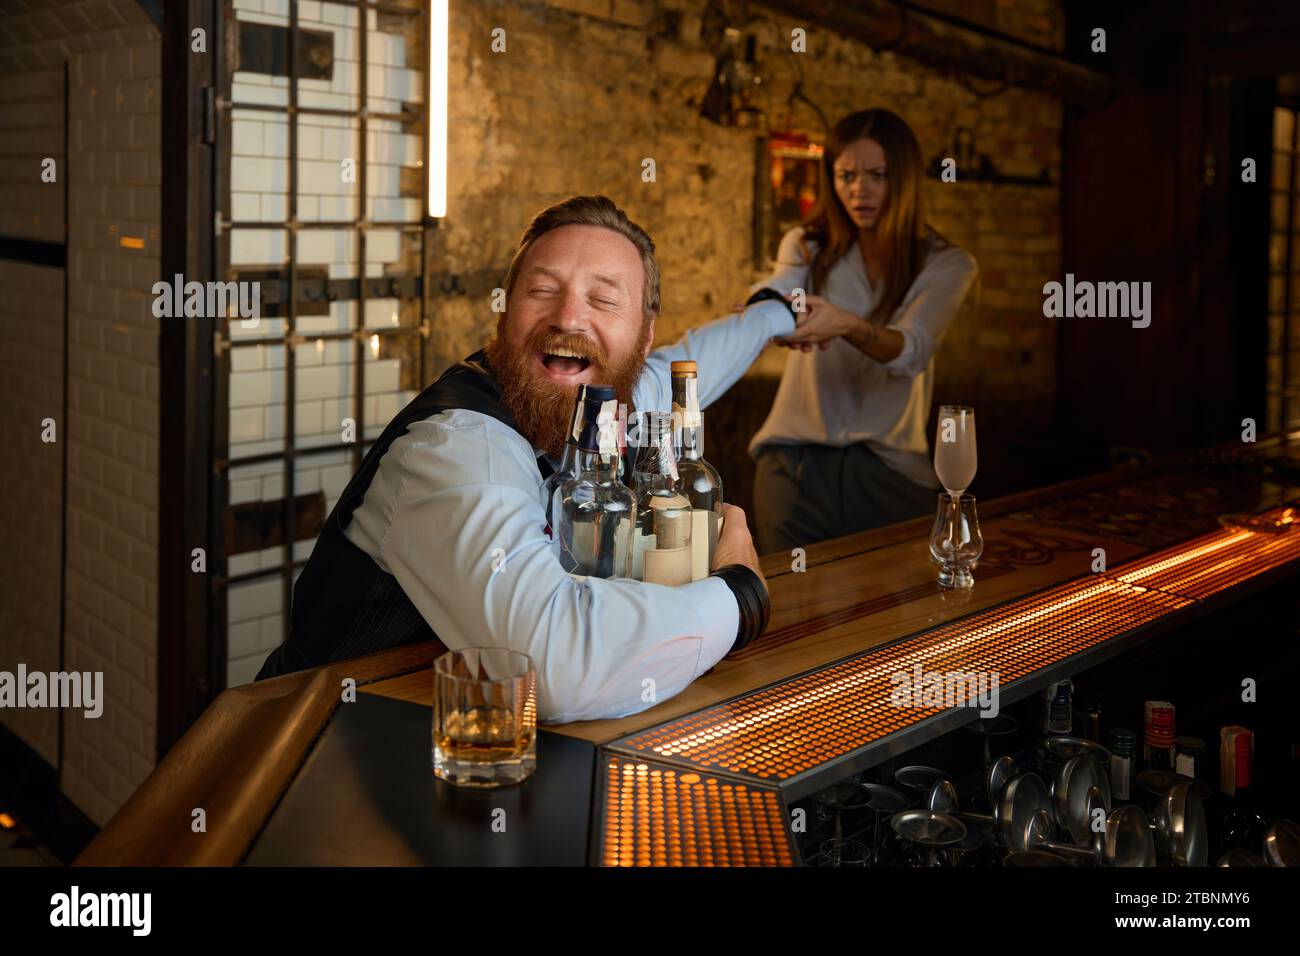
670,360,724,581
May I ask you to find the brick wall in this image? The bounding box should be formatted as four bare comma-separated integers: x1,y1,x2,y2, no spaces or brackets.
431,0,1064,510
0,0,161,829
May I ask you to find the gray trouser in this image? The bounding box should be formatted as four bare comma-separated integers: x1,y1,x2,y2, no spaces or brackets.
753,443,938,556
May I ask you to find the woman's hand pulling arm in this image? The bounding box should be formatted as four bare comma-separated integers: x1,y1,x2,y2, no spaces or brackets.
774,294,906,362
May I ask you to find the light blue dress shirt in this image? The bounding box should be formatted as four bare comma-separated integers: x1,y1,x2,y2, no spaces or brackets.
343,300,796,723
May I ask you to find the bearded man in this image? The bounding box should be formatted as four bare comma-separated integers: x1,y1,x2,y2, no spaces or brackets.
256,195,798,722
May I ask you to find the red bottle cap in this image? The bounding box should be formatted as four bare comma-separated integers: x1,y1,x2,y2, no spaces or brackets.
1234,732,1253,789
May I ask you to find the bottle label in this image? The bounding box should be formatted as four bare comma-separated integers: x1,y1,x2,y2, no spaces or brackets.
631,530,654,580
662,435,679,481
690,510,712,582
1111,754,1131,801
672,375,701,428
1220,726,1253,795
596,398,621,456
649,494,692,549
644,544,692,586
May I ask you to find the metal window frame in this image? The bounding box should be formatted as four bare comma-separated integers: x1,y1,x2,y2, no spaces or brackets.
158,0,219,756
211,0,430,672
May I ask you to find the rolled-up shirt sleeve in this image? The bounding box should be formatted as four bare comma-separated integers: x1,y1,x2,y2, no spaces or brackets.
636,299,794,413
373,411,740,724
748,226,813,299
630,226,810,413
880,246,979,380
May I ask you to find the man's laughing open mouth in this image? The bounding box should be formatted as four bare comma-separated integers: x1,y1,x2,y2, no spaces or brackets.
534,344,596,383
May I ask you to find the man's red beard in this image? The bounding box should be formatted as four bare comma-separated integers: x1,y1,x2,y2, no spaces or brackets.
484,316,651,459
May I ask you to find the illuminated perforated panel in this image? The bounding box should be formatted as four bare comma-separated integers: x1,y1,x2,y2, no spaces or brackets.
613,578,1189,781
1112,520,1300,599
612,517,1300,784
597,755,796,866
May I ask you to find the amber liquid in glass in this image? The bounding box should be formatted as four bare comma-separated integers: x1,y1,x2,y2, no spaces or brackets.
435,706,535,764
432,648,537,787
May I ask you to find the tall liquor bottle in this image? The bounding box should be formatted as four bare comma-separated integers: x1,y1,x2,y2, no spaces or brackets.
1141,700,1177,772
631,411,692,585
540,384,608,533
670,361,723,579
1218,726,1268,854
1040,678,1073,735
555,388,634,578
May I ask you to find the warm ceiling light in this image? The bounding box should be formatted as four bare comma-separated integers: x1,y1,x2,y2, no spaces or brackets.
427,0,448,218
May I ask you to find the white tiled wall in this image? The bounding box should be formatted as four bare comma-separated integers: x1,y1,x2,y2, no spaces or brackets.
224,447,358,686
226,335,412,454
65,3,162,829
225,0,422,686
0,261,64,767
230,110,422,227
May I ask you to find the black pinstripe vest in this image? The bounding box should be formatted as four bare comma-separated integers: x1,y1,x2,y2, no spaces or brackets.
255,349,553,680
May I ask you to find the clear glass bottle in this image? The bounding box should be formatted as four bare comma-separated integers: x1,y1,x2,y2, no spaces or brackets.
670,361,723,571
1107,727,1136,802
1041,678,1073,735
540,384,608,533
556,389,633,579
631,411,693,584
1142,700,1176,772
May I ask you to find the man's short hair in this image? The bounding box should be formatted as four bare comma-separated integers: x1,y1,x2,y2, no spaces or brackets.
503,195,660,323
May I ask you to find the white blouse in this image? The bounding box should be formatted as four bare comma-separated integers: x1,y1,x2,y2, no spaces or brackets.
747,226,979,488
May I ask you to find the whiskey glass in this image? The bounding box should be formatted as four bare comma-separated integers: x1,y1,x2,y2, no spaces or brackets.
433,648,537,788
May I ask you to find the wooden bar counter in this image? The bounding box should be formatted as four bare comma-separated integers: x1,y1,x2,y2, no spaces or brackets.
77,433,1300,867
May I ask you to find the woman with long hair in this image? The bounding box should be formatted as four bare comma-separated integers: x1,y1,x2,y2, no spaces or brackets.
748,108,979,554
